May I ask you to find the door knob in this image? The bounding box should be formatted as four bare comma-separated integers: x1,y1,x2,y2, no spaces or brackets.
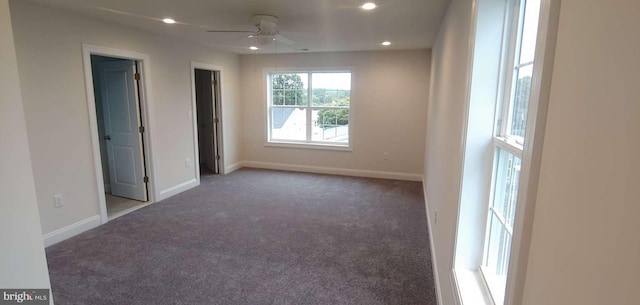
104,135,111,140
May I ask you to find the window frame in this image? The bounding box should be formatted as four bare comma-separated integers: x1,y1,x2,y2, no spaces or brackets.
479,0,539,303
265,68,354,150
451,0,559,303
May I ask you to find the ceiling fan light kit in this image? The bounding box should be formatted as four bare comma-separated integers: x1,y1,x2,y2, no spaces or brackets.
255,35,276,46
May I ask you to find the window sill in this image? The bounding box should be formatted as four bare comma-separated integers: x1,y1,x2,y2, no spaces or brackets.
453,268,494,305
265,141,352,152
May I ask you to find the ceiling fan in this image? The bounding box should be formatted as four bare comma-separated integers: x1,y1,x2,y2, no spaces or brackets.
207,14,294,47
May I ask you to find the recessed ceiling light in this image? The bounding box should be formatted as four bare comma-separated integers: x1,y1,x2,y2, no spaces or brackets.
249,46,259,51
382,41,391,46
162,18,176,24
361,2,377,10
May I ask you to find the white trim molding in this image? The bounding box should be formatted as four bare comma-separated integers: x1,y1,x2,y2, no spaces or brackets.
241,161,422,181
190,61,226,185
225,162,243,174
81,44,159,224
423,180,444,305
263,67,356,151
504,0,561,303
158,179,199,201
43,215,101,247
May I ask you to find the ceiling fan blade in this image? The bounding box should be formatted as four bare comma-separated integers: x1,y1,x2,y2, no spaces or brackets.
275,34,295,45
207,30,258,33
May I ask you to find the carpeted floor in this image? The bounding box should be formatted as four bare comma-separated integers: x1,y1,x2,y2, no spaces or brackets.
46,168,436,305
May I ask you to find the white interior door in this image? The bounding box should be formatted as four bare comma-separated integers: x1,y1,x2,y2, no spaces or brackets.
98,60,147,201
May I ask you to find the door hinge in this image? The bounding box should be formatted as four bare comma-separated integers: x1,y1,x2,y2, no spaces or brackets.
134,73,141,80
212,80,218,86
139,126,145,133
143,176,149,183
216,155,221,160
214,118,219,123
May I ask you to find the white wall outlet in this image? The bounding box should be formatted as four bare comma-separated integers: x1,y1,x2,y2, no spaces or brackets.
383,152,389,160
53,194,63,208
435,209,439,225
185,158,191,168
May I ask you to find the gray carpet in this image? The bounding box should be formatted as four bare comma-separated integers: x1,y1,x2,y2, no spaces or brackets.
46,168,436,304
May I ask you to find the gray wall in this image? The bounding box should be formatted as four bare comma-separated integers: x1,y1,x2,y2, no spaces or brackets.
10,0,242,235
0,0,51,294
423,0,474,303
240,50,431,177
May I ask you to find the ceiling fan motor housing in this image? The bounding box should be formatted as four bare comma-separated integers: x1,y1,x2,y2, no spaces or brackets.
252,14,278,35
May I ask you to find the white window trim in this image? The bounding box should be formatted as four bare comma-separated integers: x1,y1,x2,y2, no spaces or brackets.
481,0,538,303
452,0,561,304
478,0,528,301
264,68,354,150
503,0,561,303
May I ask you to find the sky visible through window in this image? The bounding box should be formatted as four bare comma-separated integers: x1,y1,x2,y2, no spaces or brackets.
311,73,351,90
519,0,540,64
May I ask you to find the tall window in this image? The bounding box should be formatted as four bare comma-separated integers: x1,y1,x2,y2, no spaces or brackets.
267,71,352,147
481,0,540,303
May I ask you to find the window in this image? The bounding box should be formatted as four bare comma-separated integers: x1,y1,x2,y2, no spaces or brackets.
267,71,352,147
480,0,541,303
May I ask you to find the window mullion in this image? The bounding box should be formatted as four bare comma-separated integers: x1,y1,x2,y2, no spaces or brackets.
514,61,533,69
306,73,312,142
493,137,523,158
489,207,514,236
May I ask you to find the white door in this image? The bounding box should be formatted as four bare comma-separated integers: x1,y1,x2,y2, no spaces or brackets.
98,61,147,201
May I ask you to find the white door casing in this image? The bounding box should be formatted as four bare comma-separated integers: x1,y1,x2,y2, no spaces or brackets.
212,71,221,173
98,60,147,201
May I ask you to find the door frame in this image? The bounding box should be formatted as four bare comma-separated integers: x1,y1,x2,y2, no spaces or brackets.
82,44,159,224
190,62,226,183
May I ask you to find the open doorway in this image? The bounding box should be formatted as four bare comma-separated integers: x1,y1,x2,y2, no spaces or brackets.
91,55,149,219
194,68,222,177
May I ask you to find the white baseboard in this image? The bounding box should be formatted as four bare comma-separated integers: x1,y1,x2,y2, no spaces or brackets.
240,161,423,181
423,179,444,305
158,178,198,201
43,215,101,247
225,162,243,174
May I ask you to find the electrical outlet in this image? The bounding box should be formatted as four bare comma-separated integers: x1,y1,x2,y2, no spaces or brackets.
435,209,438,224
187,111,193,120
383,152,389,160
185,158,191,168
53,194,63,208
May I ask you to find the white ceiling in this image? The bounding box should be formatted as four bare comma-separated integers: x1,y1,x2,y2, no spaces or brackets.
22,0,450,54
